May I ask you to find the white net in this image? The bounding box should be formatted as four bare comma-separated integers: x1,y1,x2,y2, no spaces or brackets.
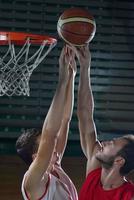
0,37,57,96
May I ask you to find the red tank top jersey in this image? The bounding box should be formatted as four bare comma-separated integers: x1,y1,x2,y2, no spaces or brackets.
79,168,134,200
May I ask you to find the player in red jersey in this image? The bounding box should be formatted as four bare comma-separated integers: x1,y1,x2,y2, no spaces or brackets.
73,44,134,200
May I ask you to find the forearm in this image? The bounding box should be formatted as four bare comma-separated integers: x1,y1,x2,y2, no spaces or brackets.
55,70,75,157
77,64,97,157
63,72,75,121
42,81,67,137
77,66,94,118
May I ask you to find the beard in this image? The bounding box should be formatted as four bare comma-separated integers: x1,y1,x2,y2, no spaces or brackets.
96,155,115,170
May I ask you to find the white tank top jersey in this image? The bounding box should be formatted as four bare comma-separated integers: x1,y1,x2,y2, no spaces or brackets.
21,164,78,200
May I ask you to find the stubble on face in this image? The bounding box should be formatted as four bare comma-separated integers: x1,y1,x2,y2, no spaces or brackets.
95,137,128,170
96,154,116,170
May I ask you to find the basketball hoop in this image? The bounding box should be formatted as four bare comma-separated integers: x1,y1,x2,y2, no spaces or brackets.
0,31,57,96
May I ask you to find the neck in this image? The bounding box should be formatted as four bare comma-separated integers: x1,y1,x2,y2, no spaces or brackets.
101,167,127,190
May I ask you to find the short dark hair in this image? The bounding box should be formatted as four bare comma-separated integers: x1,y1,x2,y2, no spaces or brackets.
16,128,41,165
117,135,134,176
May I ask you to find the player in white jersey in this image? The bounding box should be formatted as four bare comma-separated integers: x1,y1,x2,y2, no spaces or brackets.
16,45,78,200
21,159,77,200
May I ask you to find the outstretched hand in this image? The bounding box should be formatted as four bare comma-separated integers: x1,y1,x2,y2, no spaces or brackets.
59,45,77,83
69,44,91,68
67,45,77,78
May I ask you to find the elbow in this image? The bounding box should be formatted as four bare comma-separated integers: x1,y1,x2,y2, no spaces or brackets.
77,106,88,120
41,128,59,141
77,104,88,115
62,117,71,124
77,107,94,121
77,106,84,118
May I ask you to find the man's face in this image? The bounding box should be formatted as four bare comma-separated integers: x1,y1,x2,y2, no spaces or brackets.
95,137,128,169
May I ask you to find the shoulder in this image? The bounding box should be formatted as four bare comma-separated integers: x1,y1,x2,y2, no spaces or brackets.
21,171,29,200
22,171,50,200
125,181,134,191
84,167,101,186
86,167,101,178
79,168,101,198
123,182,134,200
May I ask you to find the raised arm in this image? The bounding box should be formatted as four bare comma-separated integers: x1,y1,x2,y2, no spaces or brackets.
75,45,101,175
24,46,71,198
55,49,76,161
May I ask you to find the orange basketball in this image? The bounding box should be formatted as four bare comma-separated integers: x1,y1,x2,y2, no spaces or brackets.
57,8,96,46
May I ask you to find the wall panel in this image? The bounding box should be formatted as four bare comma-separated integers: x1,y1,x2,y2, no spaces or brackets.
0,0,134,154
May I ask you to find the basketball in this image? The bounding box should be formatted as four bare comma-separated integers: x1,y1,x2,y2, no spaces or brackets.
57,8,96,46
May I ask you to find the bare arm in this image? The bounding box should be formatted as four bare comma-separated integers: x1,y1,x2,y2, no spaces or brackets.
75,45,101,175
24,46,71,198
56,52,76,161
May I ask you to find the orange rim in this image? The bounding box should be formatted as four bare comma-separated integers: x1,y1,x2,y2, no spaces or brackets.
0,31,57,45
